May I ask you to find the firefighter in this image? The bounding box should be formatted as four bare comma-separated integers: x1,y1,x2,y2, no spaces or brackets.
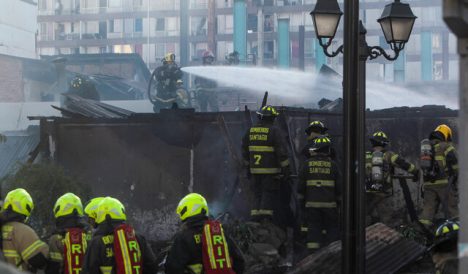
365,131,419,225
165,193,245,274
194,50,219,112
67,75,100,101
298,136,341,253
1,188,49,272
81,197,158,274
431,220,459,274
152,52,183,112
47,193,88,274
300,120,338,163
419,125,458,228
241,105,291,225
84,197,104,229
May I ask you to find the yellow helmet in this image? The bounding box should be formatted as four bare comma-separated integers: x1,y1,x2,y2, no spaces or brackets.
95,197,126,224
2,188,34,217
176,193,209,221
434,124,452,141
53,193,83,218
84,197,104,220
164,52,176,63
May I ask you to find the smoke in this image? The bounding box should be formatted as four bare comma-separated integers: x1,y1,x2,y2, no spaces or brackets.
182,66,458,110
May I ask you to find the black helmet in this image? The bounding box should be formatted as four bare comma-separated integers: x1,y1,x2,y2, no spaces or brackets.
70,76,84,89
370,131,389,147
305,120,328,135
310,136,331,154
435,220,459,239
433,220,459,252
256,105,279,120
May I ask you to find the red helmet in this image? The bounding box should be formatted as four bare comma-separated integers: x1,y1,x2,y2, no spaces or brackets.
203,50,214,59
202,50,215,64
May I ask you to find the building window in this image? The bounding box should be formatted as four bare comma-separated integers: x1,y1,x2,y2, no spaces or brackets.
156,18,165,31
264,41,274,59
432,33,442,54
190,16,207,36
109,20,115,32
135,18,143,32
248,14,258,32
433,61,443,80
264,15,273,32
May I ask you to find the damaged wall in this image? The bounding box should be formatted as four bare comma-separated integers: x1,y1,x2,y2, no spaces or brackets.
39,106,457,241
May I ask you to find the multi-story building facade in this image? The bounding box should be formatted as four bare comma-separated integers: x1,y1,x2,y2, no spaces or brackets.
36,0,458,82
0,0,38,58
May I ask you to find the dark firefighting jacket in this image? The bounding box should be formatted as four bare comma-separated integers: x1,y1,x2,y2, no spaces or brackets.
165,215,245,274
46,218,90,274
424,140,458,186
365,149,417,193
241,121,290,175
81,221,158,274
299,153,341,208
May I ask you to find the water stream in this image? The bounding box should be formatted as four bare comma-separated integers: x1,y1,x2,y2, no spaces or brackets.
182,66,458,110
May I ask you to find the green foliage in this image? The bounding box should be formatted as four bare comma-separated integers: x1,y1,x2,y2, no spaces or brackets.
1,162,91,236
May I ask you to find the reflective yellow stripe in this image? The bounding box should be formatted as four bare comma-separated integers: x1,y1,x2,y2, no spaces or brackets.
64,234,72,273
50,251,63,261
250,168,281,174
408,164,415,173
100,266,113,274
305,202,337,208
3,249,19,258
425,179,449,185
307,242,320,249
257,209,273,216
419,219,432,225
220,226,232,268
444,146,455,155
250,209,259,216
280,159,290,167
203,225,217,269
306,180,335,187
21,240,46,260
452,165,459,170
188,264,203,274
390,154,399,164
248,146,275,152
301,227,308,232
117,229,133,273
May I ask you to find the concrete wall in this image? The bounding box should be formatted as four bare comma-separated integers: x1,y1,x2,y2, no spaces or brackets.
0,0,38,59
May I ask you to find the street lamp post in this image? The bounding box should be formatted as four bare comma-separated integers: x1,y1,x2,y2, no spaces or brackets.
310,0,416,273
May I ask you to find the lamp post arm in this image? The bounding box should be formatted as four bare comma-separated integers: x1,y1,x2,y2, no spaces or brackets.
368,46,400,61
318,38,344,57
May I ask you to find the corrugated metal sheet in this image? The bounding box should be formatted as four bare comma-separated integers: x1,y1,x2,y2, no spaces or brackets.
290,223,426,274
53,94,134,118
0,127,40,178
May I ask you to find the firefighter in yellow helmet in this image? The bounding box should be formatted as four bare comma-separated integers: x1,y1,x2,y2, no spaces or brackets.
365,131,419,225
151,52,183,112
419,124,458,228
84,197,104,229
298,136,341,253
1,188,49,272
165,193,245,274
241,105,291,225
47,193,88,274
81,197,158,274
